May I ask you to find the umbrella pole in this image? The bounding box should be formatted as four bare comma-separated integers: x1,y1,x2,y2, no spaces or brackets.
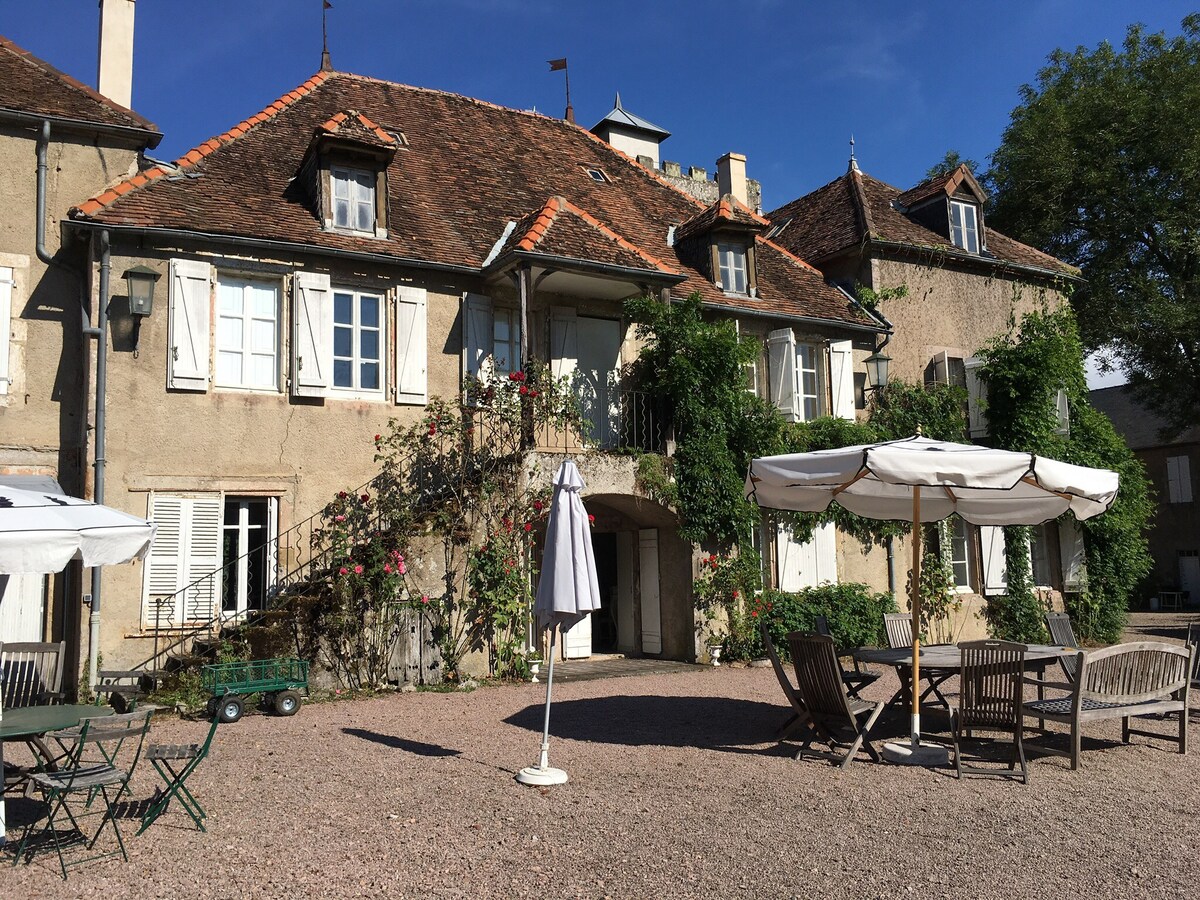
909,487,922,750
516,625,569,786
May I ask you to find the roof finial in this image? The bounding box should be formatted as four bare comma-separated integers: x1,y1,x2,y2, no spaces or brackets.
848,134,859,172
320,0,333,71
614,91,623,110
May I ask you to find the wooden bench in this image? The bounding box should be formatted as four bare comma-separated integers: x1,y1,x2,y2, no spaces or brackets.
1023,641,1194,770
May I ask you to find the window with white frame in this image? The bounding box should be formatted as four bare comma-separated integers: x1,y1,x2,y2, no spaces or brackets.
333,289,383,393
331,166,376,233
215,277,279,390
492,307,519,377
1167,455,1193,503
949,200,980,253
950,517,972,590
717,242,747,294
221,496,276,616
1030,524,1054,588
797,342,823,420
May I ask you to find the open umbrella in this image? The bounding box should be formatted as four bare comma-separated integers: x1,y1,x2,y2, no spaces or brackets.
515,460,601,786
746,435,1118,764
0,482,156,844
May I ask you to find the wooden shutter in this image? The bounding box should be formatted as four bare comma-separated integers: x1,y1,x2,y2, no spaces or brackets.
1053,389,1070,436
463,293,492,383
550,306,578,381
1058,519,1086,591
291,271,332,397
767,327,798,422
167,259,211,392
184,495,223,623
926,350,949,387
776,522,838,591
639,528,662,655
0,267,11,396
980,525,1007,596
142,493,223,628
394,285,427,405
964,357,987,439
828,340,855,421
1167,456,1193,504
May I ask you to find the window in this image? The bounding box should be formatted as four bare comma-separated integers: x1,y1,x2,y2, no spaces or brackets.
1030,524,1053,588
222,497,276,617
333,289,383,393
950,518,972,590
216,277,279,390
949,200,980,253
492,307,519,377
717,242,747,293
1167,455,1193,503
331,166,376,233
0,266,12,397
583,167,609,183
797,342,822,421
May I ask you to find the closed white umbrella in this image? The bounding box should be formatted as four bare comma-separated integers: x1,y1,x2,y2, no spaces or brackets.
516,460,601,786
746,435,1118,764
0,482,156,845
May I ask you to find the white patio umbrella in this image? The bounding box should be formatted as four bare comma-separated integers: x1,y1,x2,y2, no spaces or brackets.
746,435,1118,764
515,460,602,786
0,482,156,844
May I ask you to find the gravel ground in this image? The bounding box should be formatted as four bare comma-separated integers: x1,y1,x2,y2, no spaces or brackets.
6,613,1199,899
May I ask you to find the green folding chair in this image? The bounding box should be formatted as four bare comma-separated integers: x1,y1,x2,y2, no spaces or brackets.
13,709,152,879
137,716,220,835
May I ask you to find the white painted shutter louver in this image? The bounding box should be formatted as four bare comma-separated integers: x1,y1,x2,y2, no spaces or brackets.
776,522,838,591
964,356,987,439
767,327,798,422
1058,519,1087,591
184,495,223,623
291,271,332,397
550,306,578,382
639,528,662,655
829,340,855,421
980,525,1008,596
142,494,223,627
394,286,427,405
463,293,492,383
167,259,211,392
0,267,11,396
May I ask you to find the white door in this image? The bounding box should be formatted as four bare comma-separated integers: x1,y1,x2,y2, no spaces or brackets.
639,528,662,654
575,317,622,448
0,574,46,642
562,611,592,659
616,531,635,653
1181,554,1200,606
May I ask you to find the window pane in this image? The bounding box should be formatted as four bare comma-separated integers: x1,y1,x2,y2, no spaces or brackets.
218,317,243,347
356,201,373,232
218,285,242,315
250,285,275,317
334,359,352,387
217,351,241,385
360,329,379,361
334,198,350,228
360,296,379,328
252,354,275,386
494,317,509,341
250,320,275,353
360,362,379,390
334,326,352,358
332,172,350,200
334,293,352,324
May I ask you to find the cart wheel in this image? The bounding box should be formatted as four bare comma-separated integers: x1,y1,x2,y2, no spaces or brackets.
206,696,220,718
218,695,244,723
273,689,301,716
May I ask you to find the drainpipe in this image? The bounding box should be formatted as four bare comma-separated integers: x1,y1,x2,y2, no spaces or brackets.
87,230,112,692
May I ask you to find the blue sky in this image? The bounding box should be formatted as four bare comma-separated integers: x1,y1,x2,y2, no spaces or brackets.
6,1,1189,386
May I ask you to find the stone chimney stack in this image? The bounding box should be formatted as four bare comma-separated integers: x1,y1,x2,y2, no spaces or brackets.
97,0,136,109
716,152,748,207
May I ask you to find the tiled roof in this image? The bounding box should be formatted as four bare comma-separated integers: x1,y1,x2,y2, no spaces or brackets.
1088,385,1200,450
73,69,875,330
767,168,1078,278
317,109,399,147
0,34,159,137
674,195,768,244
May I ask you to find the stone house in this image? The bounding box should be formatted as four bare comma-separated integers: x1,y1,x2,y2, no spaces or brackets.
764,159,1082,638
0,28,160,667
1089,386,1199,606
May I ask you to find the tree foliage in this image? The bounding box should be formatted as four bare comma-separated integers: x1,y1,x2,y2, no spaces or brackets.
926,151,981,181
988,16,1200,437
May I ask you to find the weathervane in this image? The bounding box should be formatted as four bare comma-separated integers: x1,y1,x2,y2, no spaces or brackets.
849,134,859,172
548,57,573,124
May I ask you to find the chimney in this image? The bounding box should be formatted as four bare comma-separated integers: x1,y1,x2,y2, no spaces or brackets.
716,152,748,207
97,0,136,109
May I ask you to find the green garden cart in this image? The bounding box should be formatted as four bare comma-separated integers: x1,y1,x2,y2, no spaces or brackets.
201,657,309,723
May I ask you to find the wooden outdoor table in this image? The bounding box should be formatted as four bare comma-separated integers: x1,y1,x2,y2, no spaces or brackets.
1,704,114,792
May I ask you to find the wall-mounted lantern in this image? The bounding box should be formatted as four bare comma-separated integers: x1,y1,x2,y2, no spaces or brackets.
864,350,891,392
124,265,160,318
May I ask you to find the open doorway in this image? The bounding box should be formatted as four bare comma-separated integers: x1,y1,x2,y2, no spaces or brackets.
591,532,619,653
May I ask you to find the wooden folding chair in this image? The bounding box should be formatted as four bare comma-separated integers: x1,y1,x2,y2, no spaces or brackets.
760,624,810,741
814,614,880,699
0,641,66,709
952,639,1028,784
137,716,220,835
883,613,952,707
1045,612,1081,682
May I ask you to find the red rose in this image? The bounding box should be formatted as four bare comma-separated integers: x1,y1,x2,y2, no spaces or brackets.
751,610,758,617
360,494,370,503
374,433,381,441
523,522,532,532
428,424,437,435
533,500,543,511
519,385,529,395
587,514,596,524
530,390,539,398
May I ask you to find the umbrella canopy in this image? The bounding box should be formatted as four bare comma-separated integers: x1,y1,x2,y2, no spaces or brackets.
746,435,1119,761
0,483,156,575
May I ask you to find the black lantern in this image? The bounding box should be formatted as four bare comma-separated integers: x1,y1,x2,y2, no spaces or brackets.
124,265,160,317
864,350,891,391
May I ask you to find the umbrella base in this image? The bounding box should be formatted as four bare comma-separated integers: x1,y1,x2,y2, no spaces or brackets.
883,741,950,766
515,765,569,786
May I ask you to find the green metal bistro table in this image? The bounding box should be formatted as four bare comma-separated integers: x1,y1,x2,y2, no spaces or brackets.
1,705,114,791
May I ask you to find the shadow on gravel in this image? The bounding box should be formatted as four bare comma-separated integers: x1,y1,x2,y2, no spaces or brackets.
342,728,462,757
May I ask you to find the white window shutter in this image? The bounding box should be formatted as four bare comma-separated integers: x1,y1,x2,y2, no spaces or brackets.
142,493,224,627
550,306,578,381
184,495,223,623
1053,388,1070,436
394,286,427,405
143,494,184,628
964,356,987,439
638,528,662,655
463,293,492,383
0,267,12,396
928,350,949,387
767,327,798,422
829,340,855,421
980,525,1008,595
167,259,211,392
1058,519,1087,591
776,521,838,591
291,271,332,398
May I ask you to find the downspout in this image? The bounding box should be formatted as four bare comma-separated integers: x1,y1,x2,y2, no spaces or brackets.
88,230,111,693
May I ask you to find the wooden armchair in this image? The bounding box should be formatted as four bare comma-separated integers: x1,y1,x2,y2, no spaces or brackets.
0,641,66,709
952,640,1028,783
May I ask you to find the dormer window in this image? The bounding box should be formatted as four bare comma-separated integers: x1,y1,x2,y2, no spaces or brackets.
949,199,980,253
332,166,377,234
717,242,748,293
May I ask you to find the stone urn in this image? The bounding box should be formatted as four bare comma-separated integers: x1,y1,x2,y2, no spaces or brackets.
707,645,723,667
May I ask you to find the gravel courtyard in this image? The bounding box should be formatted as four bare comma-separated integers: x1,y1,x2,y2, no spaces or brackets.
5,614,1198,899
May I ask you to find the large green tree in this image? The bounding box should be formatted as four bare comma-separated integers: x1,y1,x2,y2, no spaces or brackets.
987,17,1200,437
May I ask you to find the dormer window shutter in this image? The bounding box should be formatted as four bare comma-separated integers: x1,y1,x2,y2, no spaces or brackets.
394,286,427,405
767,327,799,422
964,356,987,438
291,271,332,398
167,258,212,392
828,340,855,421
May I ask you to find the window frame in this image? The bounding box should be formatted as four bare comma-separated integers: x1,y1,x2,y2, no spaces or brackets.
331,287,385,399
214,275,281,392
1029,523,1054,589
949,517,973,592
330,165,378,235
949,199,980,254
716,241,748,294
492,306,520,378
796,341,824,421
